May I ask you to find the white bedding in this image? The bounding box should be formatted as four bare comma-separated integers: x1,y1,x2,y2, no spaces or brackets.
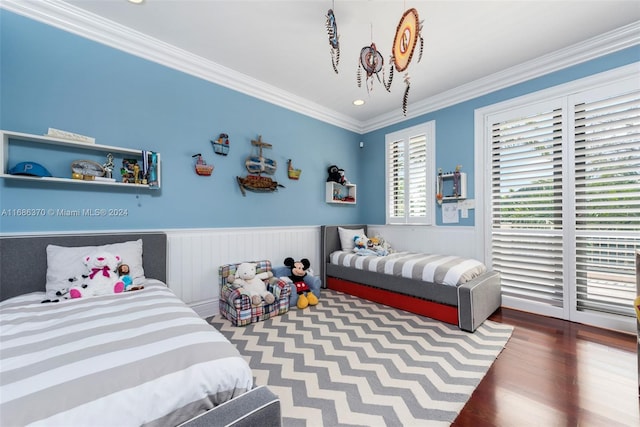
330,250,487,286
0,281,253,427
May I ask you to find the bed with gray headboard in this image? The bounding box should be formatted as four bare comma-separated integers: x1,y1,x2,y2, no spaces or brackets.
321,225,502,332
0,232,167,301
0,232,281,427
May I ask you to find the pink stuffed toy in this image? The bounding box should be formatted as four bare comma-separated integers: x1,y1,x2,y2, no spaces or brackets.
69,251,125,298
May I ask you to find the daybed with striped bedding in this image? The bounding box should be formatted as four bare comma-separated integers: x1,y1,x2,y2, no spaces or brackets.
0,233,280,427
320,225,502,332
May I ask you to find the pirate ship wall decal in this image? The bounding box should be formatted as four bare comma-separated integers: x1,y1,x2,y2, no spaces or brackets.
236,135,284,196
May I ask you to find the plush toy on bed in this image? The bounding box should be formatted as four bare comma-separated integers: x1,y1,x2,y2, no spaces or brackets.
283,257,319,309
42,285,70,303
119,263,144,291
68,251,126,299
353,235,389,256
230,262,276,306
367,236,390,256
373,234,394,254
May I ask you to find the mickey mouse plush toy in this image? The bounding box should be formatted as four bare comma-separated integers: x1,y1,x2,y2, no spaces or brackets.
326,165,346,185
284,257,319,309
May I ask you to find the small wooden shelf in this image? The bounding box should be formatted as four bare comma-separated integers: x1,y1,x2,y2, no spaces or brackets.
437,171,466,202
326,182,356,204
1,130,161,189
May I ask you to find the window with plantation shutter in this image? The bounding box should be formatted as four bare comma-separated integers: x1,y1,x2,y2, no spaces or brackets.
480,64,640,332
490,101,565,311
572,88,640,318
385,122,435,225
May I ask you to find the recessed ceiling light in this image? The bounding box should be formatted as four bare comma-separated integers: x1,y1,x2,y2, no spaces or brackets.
128,0,144,4
353,99,365,106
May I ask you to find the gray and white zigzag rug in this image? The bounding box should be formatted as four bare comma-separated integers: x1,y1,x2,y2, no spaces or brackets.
209,289,513,427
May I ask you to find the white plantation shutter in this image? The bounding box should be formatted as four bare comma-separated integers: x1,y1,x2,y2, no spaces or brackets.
386,122,435,225
572,88,640,317
490,101,565,309
387,139,405,220
485,69,640,329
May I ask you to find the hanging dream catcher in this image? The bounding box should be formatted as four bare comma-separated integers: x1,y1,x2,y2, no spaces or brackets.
387,8,424,115
325,9,340,73
357,42,387,93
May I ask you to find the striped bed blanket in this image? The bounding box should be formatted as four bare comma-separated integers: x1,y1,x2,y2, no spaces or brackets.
330,251,487,287
0,281,253,427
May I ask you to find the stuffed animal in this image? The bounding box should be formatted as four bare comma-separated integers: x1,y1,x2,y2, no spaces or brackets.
353,235,368,250
373,234,393,254
353,235,386,256
326,165,347,184
68,251,125,299
338,168,349,185
284,257,319,309
366,237,389,256
230,262,275,306
42,284,70,303
119,264,144,291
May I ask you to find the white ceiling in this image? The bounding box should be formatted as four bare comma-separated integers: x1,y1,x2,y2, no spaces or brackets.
8,1,640,131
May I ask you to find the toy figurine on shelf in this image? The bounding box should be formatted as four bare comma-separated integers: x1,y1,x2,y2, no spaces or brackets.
121,159,138,183
453,165,462,197
436,168,443,205
103,153,114,179
147,152,159,187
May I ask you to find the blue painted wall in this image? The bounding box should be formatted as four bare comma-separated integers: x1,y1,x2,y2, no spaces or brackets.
0,11,361,232
1,11,637,233
359,47,640,225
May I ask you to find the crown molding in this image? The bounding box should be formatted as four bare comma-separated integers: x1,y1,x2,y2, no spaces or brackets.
0,0,363,133
2,1,638,135
362,21,640,132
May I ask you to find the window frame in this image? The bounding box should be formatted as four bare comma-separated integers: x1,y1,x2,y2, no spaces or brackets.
474,62,639,334
385,121,436,225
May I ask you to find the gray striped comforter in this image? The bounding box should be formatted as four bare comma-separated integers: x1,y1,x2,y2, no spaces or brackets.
330,251,487,286
0,281,253,427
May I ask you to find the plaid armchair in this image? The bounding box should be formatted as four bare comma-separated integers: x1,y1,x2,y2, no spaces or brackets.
218,260,291,326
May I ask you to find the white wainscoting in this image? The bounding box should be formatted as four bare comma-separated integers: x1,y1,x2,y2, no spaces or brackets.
166,226,321,318
367,225,481,260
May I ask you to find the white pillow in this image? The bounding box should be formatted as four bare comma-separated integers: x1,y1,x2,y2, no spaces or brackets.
338,227,366,252
46,239,145,295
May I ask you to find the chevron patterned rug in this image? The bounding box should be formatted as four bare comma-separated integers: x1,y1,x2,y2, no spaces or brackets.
209,289,513,427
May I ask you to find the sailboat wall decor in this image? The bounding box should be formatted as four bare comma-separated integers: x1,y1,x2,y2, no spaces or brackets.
237,135,284,196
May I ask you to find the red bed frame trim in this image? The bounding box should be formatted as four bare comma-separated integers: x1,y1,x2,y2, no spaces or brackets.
327,277,459,326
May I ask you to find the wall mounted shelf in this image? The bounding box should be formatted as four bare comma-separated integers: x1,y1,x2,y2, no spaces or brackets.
437,171,466,202
1,130,161,189
326,182,356,204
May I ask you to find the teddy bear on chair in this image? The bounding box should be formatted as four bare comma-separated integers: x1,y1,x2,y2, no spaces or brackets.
230,262,276,306
68,251,126,299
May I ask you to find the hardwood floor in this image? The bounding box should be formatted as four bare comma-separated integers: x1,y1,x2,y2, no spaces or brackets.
452,308,639,427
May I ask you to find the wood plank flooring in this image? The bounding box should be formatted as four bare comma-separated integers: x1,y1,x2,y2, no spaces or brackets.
452,308,638,427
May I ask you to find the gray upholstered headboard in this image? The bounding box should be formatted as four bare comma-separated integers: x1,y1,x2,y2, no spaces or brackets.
0,232,167,301
320,225,367,286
